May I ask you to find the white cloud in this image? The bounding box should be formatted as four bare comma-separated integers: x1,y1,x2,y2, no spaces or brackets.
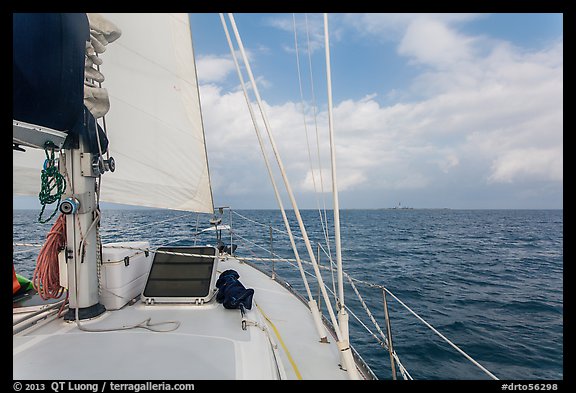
438,154,460,173
196,49,260,85
398,18,478,67
197,14,562,208
196,55,235,83
265,14,327,54
488,148,563,183
341,13,484,41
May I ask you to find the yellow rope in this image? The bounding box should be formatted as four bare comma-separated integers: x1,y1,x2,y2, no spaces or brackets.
256,303,303,380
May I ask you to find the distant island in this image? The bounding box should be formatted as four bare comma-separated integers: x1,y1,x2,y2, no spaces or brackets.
389,202,414,210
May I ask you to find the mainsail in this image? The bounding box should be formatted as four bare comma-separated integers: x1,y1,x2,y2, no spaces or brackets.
13,13,214,214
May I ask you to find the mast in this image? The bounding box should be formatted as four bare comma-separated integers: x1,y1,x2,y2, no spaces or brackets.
60,135,105,320
59,13,121,320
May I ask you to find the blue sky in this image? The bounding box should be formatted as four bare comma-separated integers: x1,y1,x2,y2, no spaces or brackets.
14,13,563,210
190,13,563,209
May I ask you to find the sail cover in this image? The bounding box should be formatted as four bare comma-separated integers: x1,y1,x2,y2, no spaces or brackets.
13,13,214,214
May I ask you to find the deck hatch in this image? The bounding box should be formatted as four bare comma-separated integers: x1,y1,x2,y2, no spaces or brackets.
142,246,218,304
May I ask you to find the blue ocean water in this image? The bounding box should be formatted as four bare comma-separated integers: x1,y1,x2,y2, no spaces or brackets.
13,208,563,380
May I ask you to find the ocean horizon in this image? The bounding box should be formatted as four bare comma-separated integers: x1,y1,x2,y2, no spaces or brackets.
13,208,563,380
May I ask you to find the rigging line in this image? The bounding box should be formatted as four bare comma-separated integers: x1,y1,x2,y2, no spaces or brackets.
230,230,281,257
237,247,411,377
193,212,201,246
235,246,400,368
229,229,301,269
13,243,43,248
226,13,348,347
220,13,315,304
231,210,335,275
229,232,338,325
315,229,338,302
230,230,263,262
94,55,110,160
13,248,40,255
345,271,391,354
231,239,411,380
305,13,333,264
346,275,412,380
92,244,440,378
344,298,389,352
230,209,339,306
112,212,197,233
231,215,332,302
342,272,498,380
394,353,413,380
323,13,346,313
272,244,413,380
110,241,320,265
232,209,338,303
283,249,408,378
232,210,304,239
379,284,499,380
292,14,332,257
260,249,412,379
101,235,311,265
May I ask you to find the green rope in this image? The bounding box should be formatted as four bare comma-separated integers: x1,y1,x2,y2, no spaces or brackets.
38,142,66,224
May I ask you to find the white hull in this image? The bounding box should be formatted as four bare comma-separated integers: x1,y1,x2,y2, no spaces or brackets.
14,255,372,380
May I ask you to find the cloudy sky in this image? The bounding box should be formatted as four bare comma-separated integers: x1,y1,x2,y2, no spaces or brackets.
13,13,563,210
187,13,563,210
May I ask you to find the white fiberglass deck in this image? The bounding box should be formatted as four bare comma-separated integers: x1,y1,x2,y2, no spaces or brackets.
13,256,354,380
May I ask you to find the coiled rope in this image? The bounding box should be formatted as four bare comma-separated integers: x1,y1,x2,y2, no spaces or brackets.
32,213,66,300
38,142,66,224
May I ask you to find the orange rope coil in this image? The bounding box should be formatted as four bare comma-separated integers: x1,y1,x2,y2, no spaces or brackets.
33,214,67,300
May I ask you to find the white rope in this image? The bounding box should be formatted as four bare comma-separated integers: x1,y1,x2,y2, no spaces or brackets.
75,316,181,333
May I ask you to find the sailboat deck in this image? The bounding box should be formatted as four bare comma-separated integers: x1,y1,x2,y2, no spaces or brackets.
13,256,351,380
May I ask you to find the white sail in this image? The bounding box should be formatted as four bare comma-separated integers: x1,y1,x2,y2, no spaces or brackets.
13,13,214,214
